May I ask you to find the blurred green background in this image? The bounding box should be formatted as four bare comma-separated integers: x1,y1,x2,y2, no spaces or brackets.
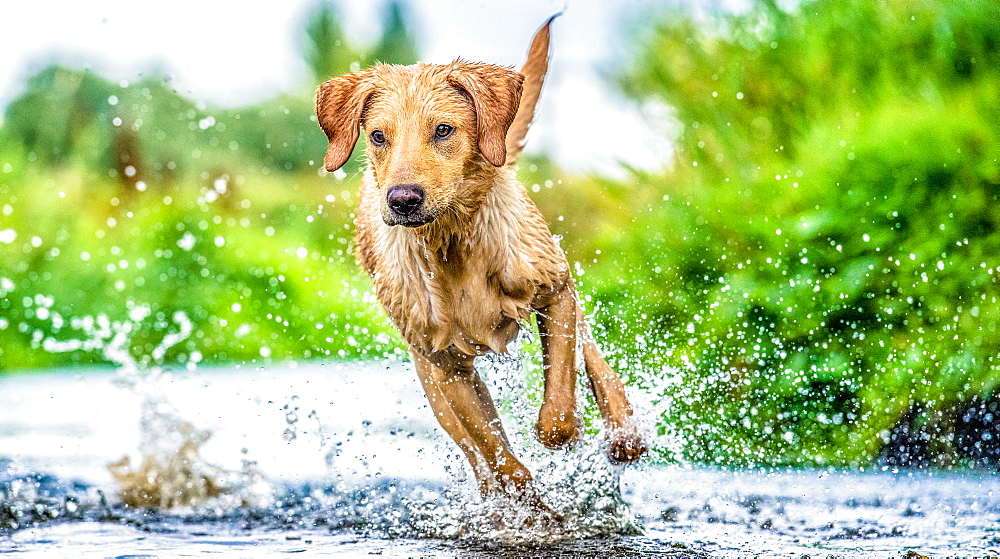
1,0,999,469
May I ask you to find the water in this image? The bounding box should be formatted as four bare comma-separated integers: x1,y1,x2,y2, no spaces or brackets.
2,363,1000,557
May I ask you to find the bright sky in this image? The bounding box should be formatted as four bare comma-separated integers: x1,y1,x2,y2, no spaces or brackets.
1,0,674,175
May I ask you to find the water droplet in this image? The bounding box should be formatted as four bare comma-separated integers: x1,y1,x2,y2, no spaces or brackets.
177,232,196,251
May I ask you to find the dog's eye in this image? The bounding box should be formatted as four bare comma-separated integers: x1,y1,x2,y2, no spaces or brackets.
434,124,454,139
370,130,386,146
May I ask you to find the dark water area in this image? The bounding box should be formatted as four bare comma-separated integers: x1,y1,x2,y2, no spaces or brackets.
3,365,1000,557
4,459,1000,557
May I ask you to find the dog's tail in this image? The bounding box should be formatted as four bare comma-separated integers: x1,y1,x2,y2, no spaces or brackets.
505,15,557,167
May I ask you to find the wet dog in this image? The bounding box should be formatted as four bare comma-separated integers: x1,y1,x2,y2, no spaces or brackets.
315,19,646,513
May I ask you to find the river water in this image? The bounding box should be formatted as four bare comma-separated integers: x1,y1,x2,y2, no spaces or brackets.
2,362,999,557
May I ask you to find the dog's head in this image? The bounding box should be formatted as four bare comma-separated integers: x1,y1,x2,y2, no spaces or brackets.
316,62,524,227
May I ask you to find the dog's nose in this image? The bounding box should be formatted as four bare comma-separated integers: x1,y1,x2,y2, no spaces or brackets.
386,184,425,216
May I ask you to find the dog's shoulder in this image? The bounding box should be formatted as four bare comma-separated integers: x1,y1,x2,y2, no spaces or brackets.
473,173,569,288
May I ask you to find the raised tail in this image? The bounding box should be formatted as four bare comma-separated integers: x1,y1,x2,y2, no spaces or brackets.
505,15,558,167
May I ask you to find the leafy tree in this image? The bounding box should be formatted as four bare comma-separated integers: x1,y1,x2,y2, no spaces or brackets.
368,1,419,66
2,66,117,167
302,0,419,84
302,3,361,84
600,0,1000,466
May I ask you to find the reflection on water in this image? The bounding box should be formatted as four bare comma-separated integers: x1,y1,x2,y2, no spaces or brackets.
3,364,1000,556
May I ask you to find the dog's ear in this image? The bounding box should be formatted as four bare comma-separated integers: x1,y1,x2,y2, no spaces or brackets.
316,70,376,172
448,64,524,167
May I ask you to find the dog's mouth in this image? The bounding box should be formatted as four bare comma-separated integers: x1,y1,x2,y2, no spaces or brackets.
384,184,435,227
386,214,434,228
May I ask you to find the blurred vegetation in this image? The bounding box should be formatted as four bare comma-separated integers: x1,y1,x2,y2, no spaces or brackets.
0,1,418,370
303,1,418,84
2,0,999,469
583,0,1000,467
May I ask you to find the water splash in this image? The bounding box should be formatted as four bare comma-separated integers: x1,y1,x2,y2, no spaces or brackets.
451,439,642,542
107,422,226,510
404,330,648,542
31,301,269,511
229,332,650,542
15,295,650,537
223,435,639,544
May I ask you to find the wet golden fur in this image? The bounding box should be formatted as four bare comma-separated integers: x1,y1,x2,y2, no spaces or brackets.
316,21,646,512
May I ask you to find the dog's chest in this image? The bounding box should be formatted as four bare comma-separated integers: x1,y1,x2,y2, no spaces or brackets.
362,228,565,357
380,232,535,355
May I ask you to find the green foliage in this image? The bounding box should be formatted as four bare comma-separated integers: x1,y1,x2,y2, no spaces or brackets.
302,0,418,84
597,0,1000,466
1,66,336,183
303,3,361,84
0,1,422,372
3,0,999,471
0,158,399,370
368,2,419,67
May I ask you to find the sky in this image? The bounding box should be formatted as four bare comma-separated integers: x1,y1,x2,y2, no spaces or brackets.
1,0,675,175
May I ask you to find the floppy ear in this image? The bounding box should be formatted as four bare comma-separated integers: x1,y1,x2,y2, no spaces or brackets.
447,63,524,167
316,70,376,172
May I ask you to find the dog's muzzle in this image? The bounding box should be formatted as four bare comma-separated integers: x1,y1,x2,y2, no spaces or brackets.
386,184,430,226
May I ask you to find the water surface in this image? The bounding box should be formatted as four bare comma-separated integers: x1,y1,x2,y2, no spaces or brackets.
2,364,999,556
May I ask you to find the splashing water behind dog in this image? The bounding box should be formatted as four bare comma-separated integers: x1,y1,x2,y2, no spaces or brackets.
35,304,269,512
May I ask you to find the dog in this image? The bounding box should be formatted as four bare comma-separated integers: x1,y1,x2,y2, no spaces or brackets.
315,18,646,513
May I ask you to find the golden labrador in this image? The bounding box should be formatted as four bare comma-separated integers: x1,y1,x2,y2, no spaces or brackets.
315,19,646,513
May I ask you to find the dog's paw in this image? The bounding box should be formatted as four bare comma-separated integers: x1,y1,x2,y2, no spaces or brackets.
497,471,565,524
535,405,580,450
515,488,565,524
606,423,648,464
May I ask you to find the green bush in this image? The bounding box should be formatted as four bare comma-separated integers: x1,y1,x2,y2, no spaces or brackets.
0,158,400,370
0,1,421,372
578,0,1000,466
3,0,999,469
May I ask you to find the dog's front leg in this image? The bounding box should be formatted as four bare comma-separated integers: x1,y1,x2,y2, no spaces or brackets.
411,350,502,495
577,305,649,463
411,350,535,496
535,285,582,450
